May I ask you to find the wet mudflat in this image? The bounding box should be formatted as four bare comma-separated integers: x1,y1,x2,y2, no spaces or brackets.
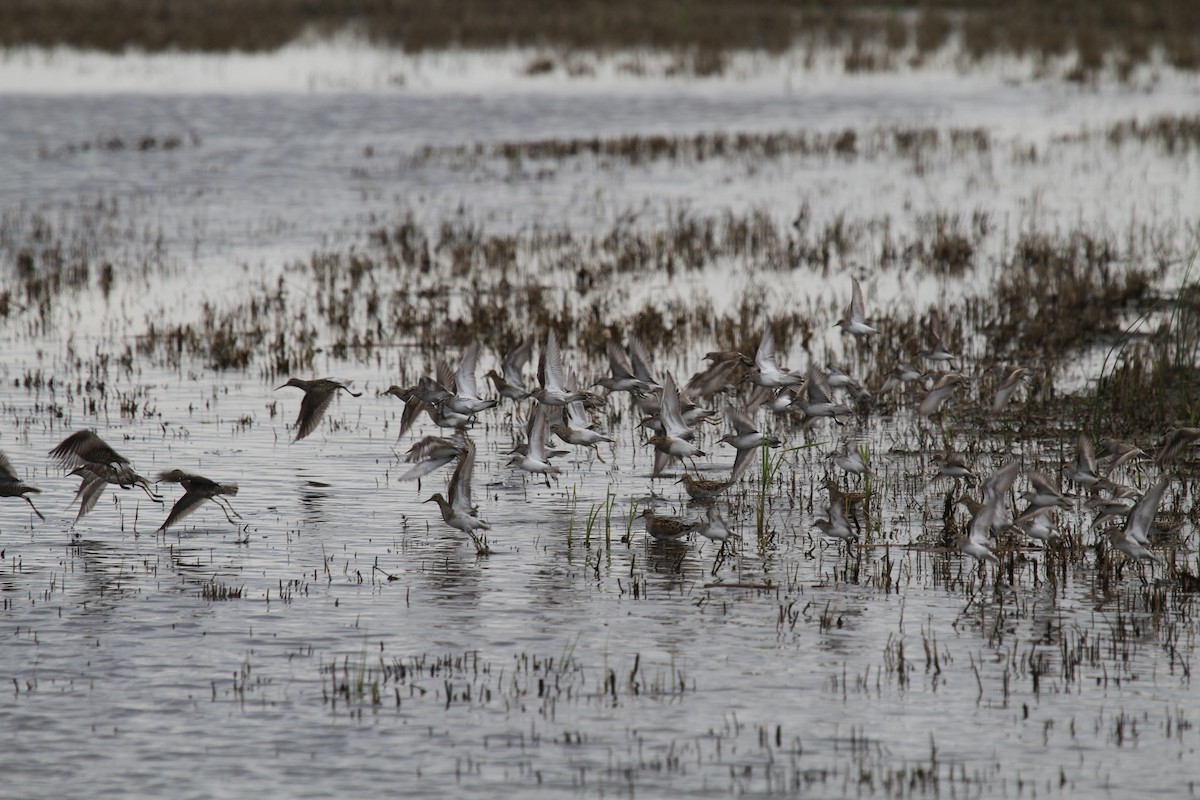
1,42,1199,798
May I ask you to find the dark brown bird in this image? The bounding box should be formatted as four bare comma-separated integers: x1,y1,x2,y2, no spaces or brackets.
155,470,241,532
50,431,162,523
0,450,44,521
277,378,362,442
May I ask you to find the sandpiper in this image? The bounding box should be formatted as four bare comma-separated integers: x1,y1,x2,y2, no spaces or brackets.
426,435,489,552
1121,474,1170,547
508,405,562,483
639,508,700,542
814,487,855,542
935,453,976,486
880,362,925,394
832,441,873,479
595,336,657,396
917,372,965,417
719,407,781,482
648,373,705,477
1010,505,1061,544
0,450,44,521
443,342,499,416
485,340,534,401
155,469,241,532
1022,470,1073,510
1155,427,1200,466
677,473,734,501
397,434,467,481
277,378,362,442
798,364,855,426
50,431,163,523
1063,433,1106,493
548,401,614,461
697,504,733,543
531,330,590,407
747,327,804,389
990,365,1028,414
834,276,879,339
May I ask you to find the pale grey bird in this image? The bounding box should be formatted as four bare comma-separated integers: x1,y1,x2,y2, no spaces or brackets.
443,342,498,416
425,436,489,551
834,276,879,339
277,378,362,442
719,407,781,482
531,330,590,407
485,340,534,401
747,327,804,389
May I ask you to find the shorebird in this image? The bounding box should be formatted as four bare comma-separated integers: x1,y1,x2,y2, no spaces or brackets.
719,407,781,482
443,342,498,416
639,508,700,542
880,362,924,394
397,434,467,481
425,436,489,552
1010,506,1061,544
798,364,855,426
917,372,965,417
834,276,879,339
1096,439,1150,471
648,373,705,477
1022,470,1073,510
697,505,733,543
277,378,362,442
548,400,613,460
747,327,804,389
677,473,734,502
595,336,657,396
531,330,590,407
1121,474,1170,547
825,364,871,401
155,470,240,532
50,431,162,523
956,460,1021,563
1156,427,1200,466
1106,526,1156,562
814,487,855,542
485,340,534,401
508,405,562,483
990,365,1028,414
66,463,162,523
935,453,976,486
1064,434,1106,493
832,441,873,480
0,450,44,521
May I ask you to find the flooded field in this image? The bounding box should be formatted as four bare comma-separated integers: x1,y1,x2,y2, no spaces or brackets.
2,36,1200,798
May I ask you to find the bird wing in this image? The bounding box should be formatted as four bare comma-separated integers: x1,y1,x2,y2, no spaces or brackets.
1026,470,1060,497
659,373,691,439
502,340,533,386
727,407,758,437
158,491,208,532
982,460,1021,506
539,330,567,393
806,364,834,405
449,437,477,513
605,339,636,381
1077,434,1097,475
1124,474,1169,542
50,430,127,469
849,276,867,322
628,335,659,386
755,328,780,372
455,342,481,400
731,446,757,483
527,405,550,460
0,451,17,481
295,386,338,441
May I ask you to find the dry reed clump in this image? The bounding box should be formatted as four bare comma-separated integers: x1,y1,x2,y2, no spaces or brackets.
3,1,1197,79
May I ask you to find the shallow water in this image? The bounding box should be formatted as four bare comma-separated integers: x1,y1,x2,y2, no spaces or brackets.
1,46,1198,798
